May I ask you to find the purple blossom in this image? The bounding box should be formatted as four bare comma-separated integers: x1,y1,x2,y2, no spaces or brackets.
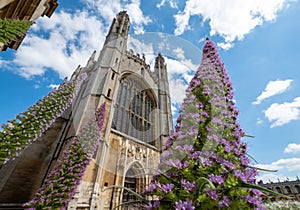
188,151,201,159
147,200,160,209
181,179,197,191
240,155,250,166
175,200,195,210
160,183,174,193
222,160,235,169
206,188,218,201
208,174,224,184
144,181,159,193
168,159,183,169
245,195,262,206
218,196,230,208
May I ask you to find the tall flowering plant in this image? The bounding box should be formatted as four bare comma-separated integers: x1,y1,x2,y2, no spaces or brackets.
0,73,87,167
23,103,106,209
145,39,264,209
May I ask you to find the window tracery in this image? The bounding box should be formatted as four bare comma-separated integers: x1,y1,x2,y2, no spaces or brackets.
113,77,155,145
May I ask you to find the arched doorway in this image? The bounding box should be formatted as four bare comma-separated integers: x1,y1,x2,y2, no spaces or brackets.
122,168,137,203
121,162,146,209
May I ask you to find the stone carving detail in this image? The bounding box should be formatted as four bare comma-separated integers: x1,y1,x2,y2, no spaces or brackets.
68,181,94,209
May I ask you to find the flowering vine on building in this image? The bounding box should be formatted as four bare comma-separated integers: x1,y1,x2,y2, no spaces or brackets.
23,103,106,209
0,73,87,167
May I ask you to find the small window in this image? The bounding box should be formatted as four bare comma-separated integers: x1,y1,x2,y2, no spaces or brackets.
111,72,115,80
295,185,300,193
141,68,144,76
276,187,282,193
107,88,111,98
285,186,292,194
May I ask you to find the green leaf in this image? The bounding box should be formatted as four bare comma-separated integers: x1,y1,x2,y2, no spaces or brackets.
239,182,291,198
246,153,259,164
196,177,215,191
248,165,278,172
242,133,255,138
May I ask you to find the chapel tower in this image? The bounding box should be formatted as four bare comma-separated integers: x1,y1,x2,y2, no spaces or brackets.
0,11,173,209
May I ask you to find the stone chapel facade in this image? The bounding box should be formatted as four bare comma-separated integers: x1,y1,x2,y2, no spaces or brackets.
0,11,172,209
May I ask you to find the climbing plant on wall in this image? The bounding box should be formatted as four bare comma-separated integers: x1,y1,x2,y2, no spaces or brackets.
23,103,106,209
0,73,87,167
0,19,32,47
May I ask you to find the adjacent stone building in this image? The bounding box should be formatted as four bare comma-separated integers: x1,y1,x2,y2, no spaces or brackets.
258,179,300,202
0,11,173,209
0,0,58,51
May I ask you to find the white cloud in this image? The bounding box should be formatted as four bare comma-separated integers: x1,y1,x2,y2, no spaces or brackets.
284,143,300,154
84,0,151,34
253,79,293,105
171,102,178,115
48,84,60,89
172,47,198,72
264,97,300,127
257,173,293,183
10,10,105,79
255,158,300,172
9,1,151,79
168,76,187,104
157,0,178,9
217,42,233,51
128,36,155,65
173,0,292,48
256,118,263,125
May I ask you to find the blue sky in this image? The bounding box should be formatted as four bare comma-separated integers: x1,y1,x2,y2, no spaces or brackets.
1,0,300,182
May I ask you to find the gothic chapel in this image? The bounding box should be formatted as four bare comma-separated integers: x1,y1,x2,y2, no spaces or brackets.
0,11,173,209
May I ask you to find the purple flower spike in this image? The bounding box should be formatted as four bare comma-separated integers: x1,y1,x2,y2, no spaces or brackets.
144,39,262,210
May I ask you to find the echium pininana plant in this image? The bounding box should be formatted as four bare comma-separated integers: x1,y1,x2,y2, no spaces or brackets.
144,39,263,209
23,103,106,209
0,73,87,167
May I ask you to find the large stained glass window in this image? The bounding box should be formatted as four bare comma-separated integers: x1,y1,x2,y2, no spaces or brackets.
113,77,156,145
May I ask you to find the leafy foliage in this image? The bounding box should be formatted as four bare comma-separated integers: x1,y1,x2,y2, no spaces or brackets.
23,103,106,209
0,19,32,46
0,73,87,167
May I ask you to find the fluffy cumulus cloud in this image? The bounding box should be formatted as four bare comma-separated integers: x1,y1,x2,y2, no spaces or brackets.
173,0,292,49
168,76,187,104
257,173,294,183
7,10,106,79
3,0,151,79
84,0,151,34
253,79,293,105
264,97,300,127
255,158,300,172
284,143,300,154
